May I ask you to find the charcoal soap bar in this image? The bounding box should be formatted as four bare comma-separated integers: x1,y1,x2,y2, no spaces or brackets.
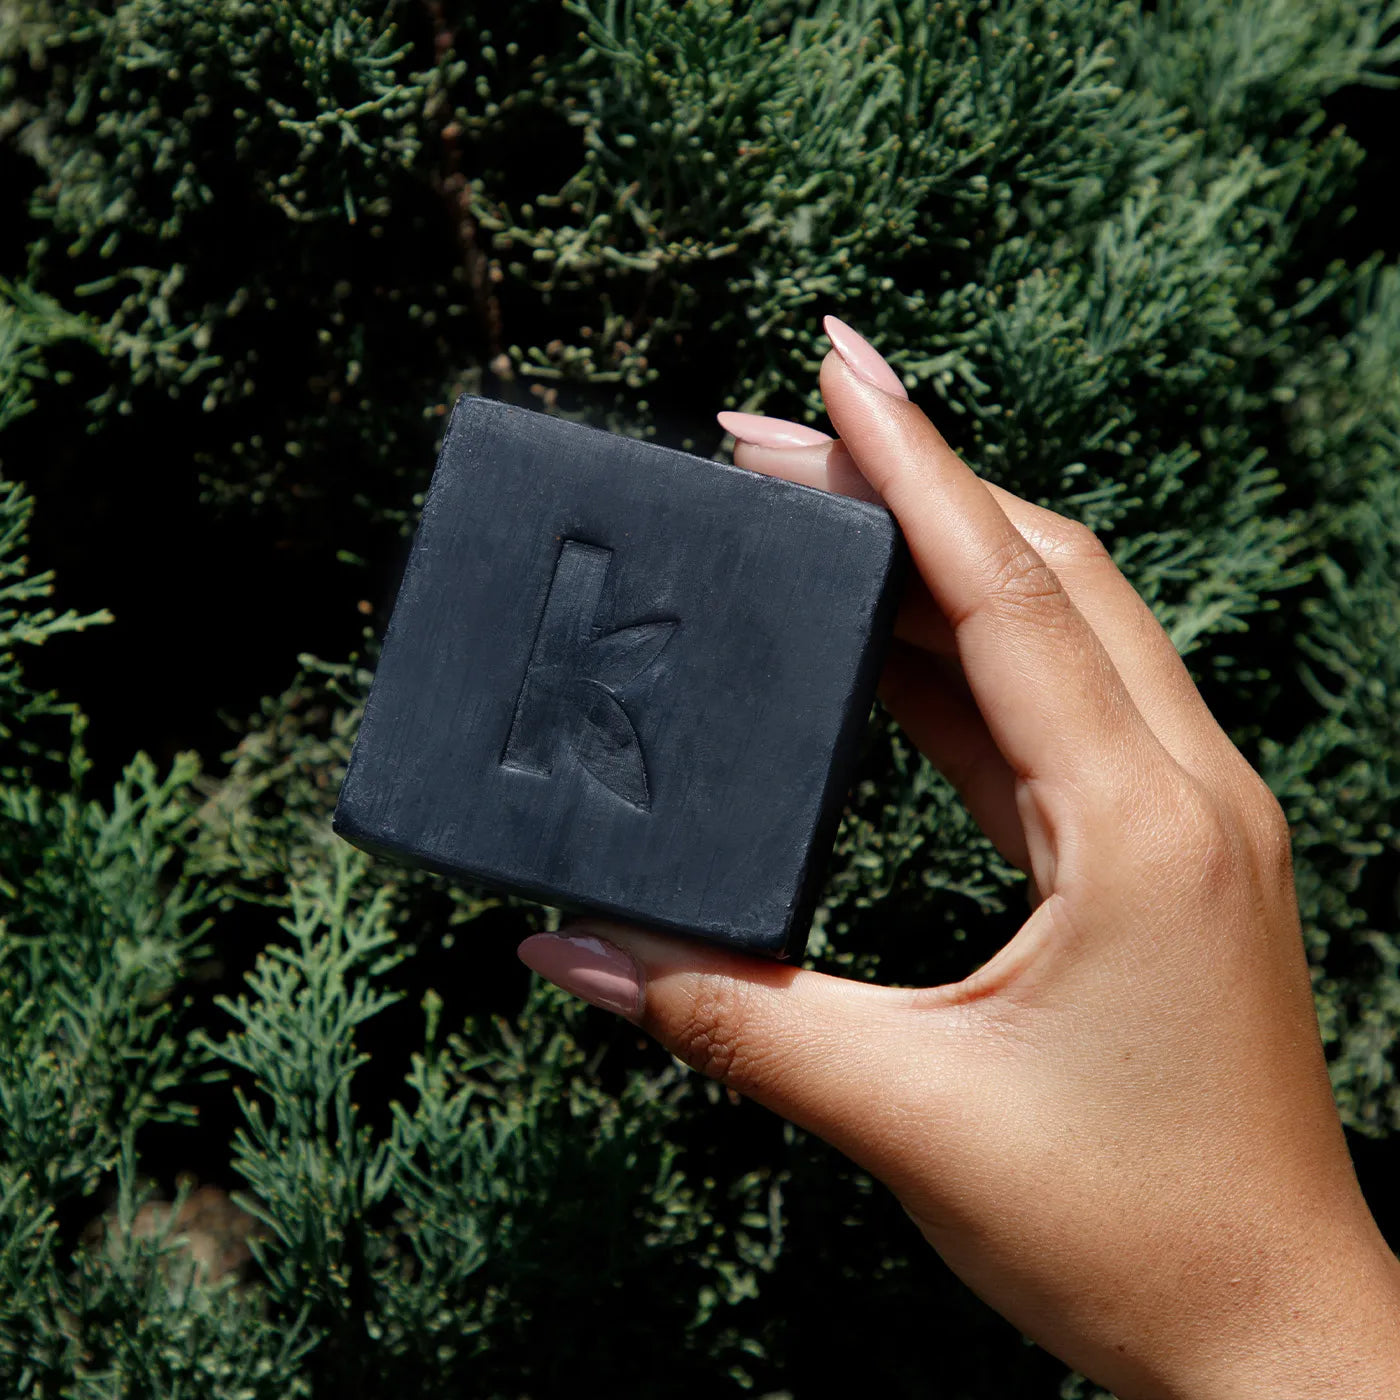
333,395,906,959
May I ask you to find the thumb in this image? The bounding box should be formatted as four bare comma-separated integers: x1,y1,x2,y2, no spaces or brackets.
518,923,946,1175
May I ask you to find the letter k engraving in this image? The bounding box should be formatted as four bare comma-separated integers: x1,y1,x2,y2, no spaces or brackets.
502,541,678,811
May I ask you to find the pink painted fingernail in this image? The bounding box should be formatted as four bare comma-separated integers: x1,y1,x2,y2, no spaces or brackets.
716,411,833,448
823,315,909,400
517,932,643,1019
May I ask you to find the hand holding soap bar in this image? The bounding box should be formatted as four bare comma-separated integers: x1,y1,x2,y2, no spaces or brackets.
333,396,905,959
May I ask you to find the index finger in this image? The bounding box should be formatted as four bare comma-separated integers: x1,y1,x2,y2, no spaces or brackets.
819,324,1160,796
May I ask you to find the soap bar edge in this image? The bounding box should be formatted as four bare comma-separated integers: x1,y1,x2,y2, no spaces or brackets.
777,516,910,960
332,800,796,955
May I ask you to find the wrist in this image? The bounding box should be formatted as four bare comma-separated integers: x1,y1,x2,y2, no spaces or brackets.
1148,1224,1400,1400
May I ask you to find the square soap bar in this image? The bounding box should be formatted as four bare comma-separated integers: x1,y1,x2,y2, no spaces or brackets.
334,395,906,960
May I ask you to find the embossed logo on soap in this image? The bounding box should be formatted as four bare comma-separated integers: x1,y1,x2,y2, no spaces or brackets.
502,540,678,811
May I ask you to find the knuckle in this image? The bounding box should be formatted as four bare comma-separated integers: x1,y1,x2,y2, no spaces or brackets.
672,979,758,1090
1137,769,1294,905
1133,771,1243,893
1043,517,1110,568
978,534,1066,621
1179,798,1242,891
1239,775,1294,879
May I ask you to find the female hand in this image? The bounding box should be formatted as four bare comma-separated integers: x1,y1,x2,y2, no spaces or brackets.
518,318,1400,1397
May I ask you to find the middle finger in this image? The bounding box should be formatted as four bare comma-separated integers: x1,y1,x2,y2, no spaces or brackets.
719,419,1238,784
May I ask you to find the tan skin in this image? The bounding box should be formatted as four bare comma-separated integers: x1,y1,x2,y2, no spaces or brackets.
519,342,1400,1396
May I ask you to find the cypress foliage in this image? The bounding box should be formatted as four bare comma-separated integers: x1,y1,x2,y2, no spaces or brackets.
2,2,1398,1394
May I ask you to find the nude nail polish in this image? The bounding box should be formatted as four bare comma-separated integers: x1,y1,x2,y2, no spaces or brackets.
823,316,909,400
518,932,643,1019
717,411,833,448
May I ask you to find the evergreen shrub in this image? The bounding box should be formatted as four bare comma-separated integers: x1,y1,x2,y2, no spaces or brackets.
2,1,1398,1394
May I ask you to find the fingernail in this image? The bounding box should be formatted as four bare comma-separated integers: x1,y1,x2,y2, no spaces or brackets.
716,411,833,448
517,932,644,1019
823,315,909,400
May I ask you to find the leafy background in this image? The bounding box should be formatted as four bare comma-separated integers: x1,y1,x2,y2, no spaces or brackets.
2,0,1398,1395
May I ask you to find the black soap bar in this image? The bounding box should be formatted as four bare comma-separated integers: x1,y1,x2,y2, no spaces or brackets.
333,395,906,960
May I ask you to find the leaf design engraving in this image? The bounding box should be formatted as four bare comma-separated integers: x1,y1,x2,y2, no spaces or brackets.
584,620,678,690
573,680,652,810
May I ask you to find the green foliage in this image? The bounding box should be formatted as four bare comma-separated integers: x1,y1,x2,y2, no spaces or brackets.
50,1161,316,1400
1262,261,1400,1130
1,749,207,1197
0,481,108,771
0,280,92,434
2,0,1399,1394
0,467,238,1390
196,850,778,1394
0,282,106,767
